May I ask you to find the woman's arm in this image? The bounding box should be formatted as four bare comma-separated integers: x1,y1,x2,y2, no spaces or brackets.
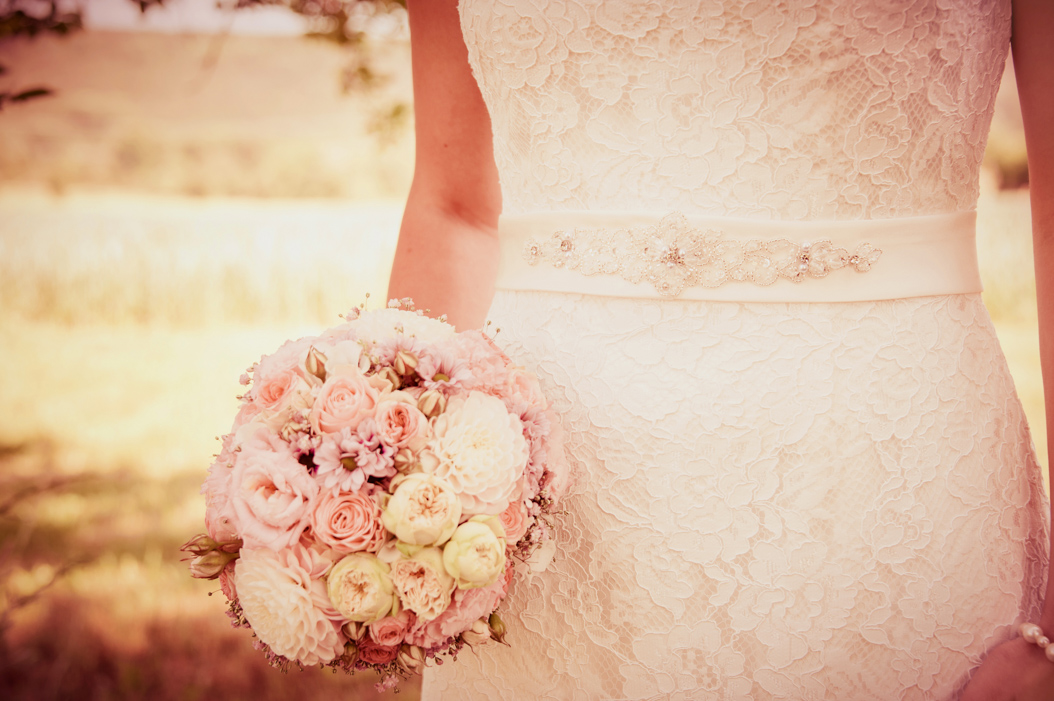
386,0,502,330
1014,0,1054,636
962,1,1054,697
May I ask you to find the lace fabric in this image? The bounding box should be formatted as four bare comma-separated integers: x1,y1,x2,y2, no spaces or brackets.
458,0,1010,220
424,292,1049,701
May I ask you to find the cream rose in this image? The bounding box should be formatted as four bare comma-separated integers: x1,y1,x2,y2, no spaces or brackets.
236,547,344,666
381,473,462,546
327,552,398,624
389,546,455,622
442,516,507,590
428,391,529,515
310,367,379,435
311,490,387,553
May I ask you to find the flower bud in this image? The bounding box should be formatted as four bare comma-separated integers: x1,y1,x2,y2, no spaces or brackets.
394,350,419,377
188,550,238,579
305,346,328,383
393,448,419,474
488,612,508,645
462,617,492,646
376,366,402,390
180,533,219,556
397,644,425,675
417,389,447,418
343,641,359,662
343,621,367,641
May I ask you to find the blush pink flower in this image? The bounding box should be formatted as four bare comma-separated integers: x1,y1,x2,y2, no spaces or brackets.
311,490,387,553
404,577,507,648
374,399,429,449
254,365,304,413
231,429,319,551
315,421,397,495
498,499,532,544
367,609,414,647
310,367,379,435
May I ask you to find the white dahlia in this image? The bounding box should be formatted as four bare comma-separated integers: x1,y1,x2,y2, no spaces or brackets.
429,391,529,515
348,308,456,346
235,547,345,666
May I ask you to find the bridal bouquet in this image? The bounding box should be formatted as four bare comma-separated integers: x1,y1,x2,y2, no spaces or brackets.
181,300,568,689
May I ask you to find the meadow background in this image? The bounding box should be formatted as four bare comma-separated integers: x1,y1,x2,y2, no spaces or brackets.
0,14,1046,701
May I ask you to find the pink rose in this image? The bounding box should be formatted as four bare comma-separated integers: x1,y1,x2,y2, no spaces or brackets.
374,400,429,449
231,429,319,550
498,500,532,545
311,490,387,553
254,366,302,412
310,368,379,435
368,609,414,647
356,638,400,665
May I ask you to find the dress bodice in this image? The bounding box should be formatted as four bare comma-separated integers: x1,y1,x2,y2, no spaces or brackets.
457,0,1011,220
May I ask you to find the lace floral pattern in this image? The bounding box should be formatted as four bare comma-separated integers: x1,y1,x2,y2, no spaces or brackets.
458,0,1011,220
522,212,883,296
423,292,1049,701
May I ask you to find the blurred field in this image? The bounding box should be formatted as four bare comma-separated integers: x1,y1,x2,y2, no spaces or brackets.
0,28,1047,701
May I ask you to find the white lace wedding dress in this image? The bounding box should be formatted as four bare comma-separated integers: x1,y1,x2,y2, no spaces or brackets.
422,1,1051,699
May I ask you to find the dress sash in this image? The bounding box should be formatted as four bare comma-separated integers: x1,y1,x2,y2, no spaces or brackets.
495,210,981,302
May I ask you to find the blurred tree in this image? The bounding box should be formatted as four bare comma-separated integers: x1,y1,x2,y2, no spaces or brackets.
0,0,407,107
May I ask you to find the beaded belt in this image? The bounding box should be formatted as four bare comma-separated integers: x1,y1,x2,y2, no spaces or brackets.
495,210,981,302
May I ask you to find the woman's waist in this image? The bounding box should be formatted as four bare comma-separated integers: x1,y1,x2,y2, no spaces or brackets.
495,210,981,303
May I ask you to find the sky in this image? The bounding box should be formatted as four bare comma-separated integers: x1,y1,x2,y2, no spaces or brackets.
81,0,307,35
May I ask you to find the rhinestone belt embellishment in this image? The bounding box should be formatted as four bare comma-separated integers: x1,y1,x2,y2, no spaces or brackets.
522,212,883,297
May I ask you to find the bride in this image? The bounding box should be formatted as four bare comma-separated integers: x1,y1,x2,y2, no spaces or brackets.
387,1,1054,699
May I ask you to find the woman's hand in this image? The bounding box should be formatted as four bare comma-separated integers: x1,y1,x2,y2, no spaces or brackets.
960,637,1054,701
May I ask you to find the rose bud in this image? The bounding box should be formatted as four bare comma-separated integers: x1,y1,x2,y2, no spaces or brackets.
180,533,219,557
376,366,402,390
417,389,447,419
488,612,508,645
397,644,425,675
393,448,419,474
462,618,492,646
305,346,328,383
188,550,238,580
394,350,419,377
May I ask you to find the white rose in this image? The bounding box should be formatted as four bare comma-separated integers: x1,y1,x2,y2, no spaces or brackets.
428,392,529,515
381,473,462,546
389,546,455,621
235,547,344,666
442,516,507,590
326,552,399,624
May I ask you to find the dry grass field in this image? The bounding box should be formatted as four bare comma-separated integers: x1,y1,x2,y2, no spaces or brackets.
0,29,1046,701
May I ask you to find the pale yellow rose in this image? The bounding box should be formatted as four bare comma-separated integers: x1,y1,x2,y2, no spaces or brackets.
381,473,462,546
326,552,398,624
442,516,506,590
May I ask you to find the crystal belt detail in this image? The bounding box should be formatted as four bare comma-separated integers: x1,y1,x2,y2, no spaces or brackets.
522,212,883,297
